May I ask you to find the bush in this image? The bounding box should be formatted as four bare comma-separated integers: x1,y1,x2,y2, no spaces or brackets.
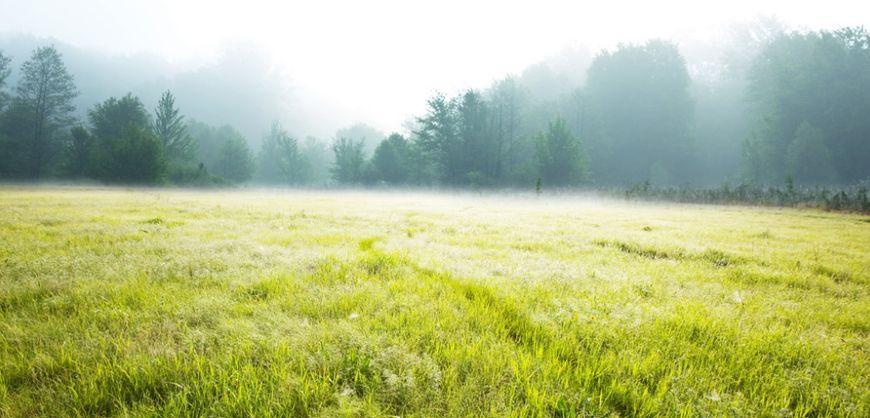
615,181,870,213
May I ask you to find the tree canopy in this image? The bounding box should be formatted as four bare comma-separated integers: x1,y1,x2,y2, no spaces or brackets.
744,27,870,184
0,28,867,190
585,40,694,185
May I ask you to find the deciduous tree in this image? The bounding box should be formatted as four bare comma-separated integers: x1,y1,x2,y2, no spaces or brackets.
257,122,309,185
371,133,411,184
331,137,365,184
15,46,78,179
535,117,585,186
585,40,693,184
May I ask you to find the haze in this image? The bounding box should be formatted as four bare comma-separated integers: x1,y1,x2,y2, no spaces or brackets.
2,0,867,137
1,2,869,415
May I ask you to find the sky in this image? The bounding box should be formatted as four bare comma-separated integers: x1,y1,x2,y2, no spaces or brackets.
1,0,868,135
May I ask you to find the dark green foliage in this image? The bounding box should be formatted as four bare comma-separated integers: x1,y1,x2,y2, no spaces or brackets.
88,94,166,183
331,137,366,184
745,27,870,184
187,120,254,184
0,50,10,110
535,117,585,186
0,29,867,195
63,125,92,178
257,122,309,185
0,50,9,176
415,93,460,185
0,101,33,177
405,140,439,186
89,94,150,141
167,162,223,186
414,89,515,187
215,134,254,184
488,77,525,184
371,133,411,184
456,90,492,185
14,46,78,179
91,124,166,184
585,40,693,185
154,90,205,185
154,90,194,162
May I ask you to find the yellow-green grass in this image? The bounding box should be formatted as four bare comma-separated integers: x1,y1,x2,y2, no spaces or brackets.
0,186,867,417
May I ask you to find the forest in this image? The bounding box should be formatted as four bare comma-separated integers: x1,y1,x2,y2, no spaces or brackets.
0,24,868,198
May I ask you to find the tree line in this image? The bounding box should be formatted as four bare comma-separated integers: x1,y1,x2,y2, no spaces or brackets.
0,25,867,189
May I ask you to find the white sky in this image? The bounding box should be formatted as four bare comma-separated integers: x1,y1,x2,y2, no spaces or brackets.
1,0,868,134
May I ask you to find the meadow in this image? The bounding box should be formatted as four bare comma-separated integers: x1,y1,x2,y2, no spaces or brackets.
0,186,867,417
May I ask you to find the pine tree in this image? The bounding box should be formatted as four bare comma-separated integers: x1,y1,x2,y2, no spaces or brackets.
154,90,193,161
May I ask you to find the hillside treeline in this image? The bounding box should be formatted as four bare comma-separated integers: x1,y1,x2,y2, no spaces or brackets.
0,26,867,191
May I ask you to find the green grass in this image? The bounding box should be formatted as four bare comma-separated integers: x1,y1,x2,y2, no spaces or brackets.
0,186,868,417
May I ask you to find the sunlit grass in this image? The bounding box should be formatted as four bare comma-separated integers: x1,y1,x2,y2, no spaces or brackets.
0,186,868,416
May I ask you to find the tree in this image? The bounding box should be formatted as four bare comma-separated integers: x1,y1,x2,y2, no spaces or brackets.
745,27,870,184
331,137,365,184
63,125,92,178
257,122,309,185
456,90,494,185
89,94,150,141
88,94,165,183
535,117,585,186
0,51,14,177
0,102,32,177
371,133,411,184
92,124,166,184
215,134,254,183
154,90,194,162
0,51,11,111
300,137,332,185
487,77,527,184
415,93,460,185
585,40,693,184
186,120,222,171
689,18,784,185
186,120,254,184
15,46,78,179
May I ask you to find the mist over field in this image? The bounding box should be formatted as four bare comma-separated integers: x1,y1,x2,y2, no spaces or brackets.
0,1,869,416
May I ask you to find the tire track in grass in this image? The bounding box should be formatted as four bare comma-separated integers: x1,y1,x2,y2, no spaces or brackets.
591,239,744,268
591,238,865,294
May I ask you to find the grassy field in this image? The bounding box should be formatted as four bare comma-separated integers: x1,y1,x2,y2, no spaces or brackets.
0,186,868,417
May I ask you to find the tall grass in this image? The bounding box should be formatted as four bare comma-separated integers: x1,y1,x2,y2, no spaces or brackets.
0,187,867,416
